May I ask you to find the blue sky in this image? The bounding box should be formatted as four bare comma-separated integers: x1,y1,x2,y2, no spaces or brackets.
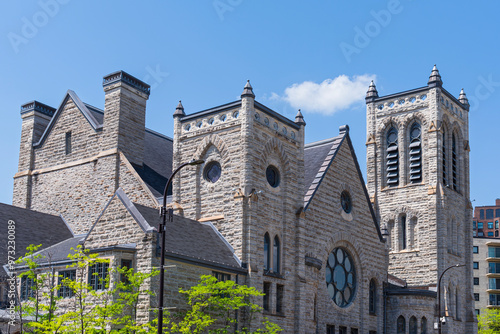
0,1,499,208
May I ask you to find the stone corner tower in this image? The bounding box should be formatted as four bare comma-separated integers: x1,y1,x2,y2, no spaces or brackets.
365,65,475,332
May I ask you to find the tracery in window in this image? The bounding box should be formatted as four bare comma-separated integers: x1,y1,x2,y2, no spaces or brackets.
409,122,422,184
386,126,399,187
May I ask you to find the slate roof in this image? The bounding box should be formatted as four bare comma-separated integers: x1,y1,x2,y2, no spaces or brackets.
304,135,344,202
0,203,74,276
134,203,244,273
301,126,385,242
303,133,346,211
30,91,174,199
133,129,173,198
74,99,173,199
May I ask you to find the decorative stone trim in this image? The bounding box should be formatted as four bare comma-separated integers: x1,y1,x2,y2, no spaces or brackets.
20,101,56,117
305,256,322,270
102,71,151,96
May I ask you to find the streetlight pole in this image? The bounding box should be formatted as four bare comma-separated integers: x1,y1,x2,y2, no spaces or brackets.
437,263,465,334
157,159,204,333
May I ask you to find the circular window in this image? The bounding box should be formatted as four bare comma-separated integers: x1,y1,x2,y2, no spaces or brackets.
421,94,427,100
273,122,278,130
220,114,227,122
264,117,269,125
255,112,260,120
204,161,221,183
208,118,214,125
326,247,356,308
233,111,239,119
282,127,287,135
196,121,203,128
378,104,384,110
266,165,280,188
340,191,352,214
184,124,191,131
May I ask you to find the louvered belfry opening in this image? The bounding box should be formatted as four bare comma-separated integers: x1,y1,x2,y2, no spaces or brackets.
452,133,458,190
386,126,399,187
409,122,422,184
442,129,447,185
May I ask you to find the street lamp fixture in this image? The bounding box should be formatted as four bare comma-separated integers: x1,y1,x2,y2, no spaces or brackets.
437,263,465,334
157,159,204,333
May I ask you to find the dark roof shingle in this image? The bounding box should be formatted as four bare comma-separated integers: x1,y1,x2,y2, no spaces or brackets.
0,203,73,275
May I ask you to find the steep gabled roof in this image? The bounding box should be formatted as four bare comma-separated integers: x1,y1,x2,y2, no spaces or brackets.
30,90,173,198
84,188,245,273
135,203,244,273
303,132,346,211
0,203,74,276
34,90,102,148
302,126,384,242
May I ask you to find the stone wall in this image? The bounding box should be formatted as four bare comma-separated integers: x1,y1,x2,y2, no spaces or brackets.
303,137,387,334
366,81,476,332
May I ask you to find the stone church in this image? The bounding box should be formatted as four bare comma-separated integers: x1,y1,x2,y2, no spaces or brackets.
5,66,475,333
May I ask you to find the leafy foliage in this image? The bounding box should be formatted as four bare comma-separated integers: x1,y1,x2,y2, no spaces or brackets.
478,308,500,334
15,245,281,333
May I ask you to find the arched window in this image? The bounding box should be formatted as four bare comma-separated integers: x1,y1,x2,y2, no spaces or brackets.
409,122,422,184
442,128,447,185
386,126,399,187
421,317,427,334
452,133,458,190
400,215,407,250
369,279,377,314
455,287,460,320
409,316,417,334
273,236,280,273
397,316,406,334
264,233,270,271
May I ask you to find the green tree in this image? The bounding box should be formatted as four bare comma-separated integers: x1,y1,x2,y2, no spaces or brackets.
170,275,282,334
17,245,281,333
478,308,500,334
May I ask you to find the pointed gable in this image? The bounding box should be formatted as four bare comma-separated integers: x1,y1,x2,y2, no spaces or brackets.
303,125,384,242
34,90,102,148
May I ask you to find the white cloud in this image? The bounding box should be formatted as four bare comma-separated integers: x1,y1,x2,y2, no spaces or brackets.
280,74,376,115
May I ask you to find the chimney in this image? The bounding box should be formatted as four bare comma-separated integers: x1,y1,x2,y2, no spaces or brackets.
13,101,56,208
102,71,150,166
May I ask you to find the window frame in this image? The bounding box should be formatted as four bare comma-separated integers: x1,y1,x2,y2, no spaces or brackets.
369,279,377,315
58,269,76,298
386,126,399,187
88,261,110,291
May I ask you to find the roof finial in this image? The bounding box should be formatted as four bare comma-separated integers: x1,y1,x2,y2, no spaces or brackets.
295,109,306,126
365,80,378,102
173,100,185,117
241,80,255,99
459,88,470,108
428,64,443,87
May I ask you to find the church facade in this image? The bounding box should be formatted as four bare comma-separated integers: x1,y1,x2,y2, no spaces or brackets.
8,66,475,333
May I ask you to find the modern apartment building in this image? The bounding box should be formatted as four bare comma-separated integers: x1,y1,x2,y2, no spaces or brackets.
472,199,500,316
